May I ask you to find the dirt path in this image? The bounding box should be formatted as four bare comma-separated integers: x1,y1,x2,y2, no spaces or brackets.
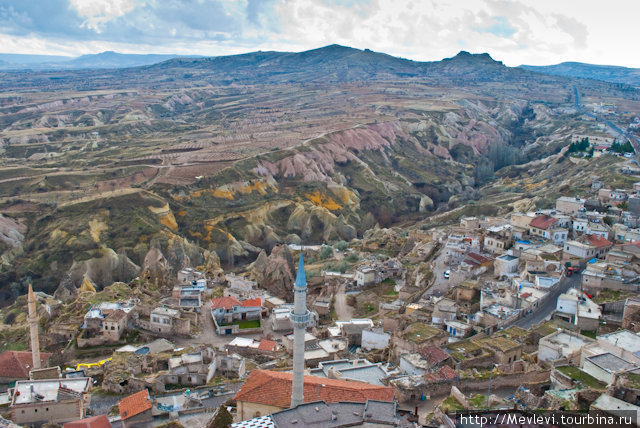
334,283,354,321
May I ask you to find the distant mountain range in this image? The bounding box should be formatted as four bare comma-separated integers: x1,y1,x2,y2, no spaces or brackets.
519,62,640,87
0,51,190,70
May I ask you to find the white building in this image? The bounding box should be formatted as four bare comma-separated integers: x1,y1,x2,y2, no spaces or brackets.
361,328,391,351
494,254,519,278
538,330,595,363
582,353,637,385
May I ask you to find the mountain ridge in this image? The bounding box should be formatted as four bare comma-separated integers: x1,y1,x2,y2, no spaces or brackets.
519,61,640,87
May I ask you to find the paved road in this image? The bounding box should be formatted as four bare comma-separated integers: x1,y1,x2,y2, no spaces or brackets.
513,273,582,329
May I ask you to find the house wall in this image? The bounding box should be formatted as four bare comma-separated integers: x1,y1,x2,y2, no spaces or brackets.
11,400,83,425
123,409,153,428
236,401,283,422
362,330,390,351
582,359,614,385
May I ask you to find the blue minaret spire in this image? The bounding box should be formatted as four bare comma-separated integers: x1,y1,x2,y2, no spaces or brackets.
291,252,310,408
294,252,307,288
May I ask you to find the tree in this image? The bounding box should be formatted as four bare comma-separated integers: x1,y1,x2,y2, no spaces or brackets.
335,240,349,252
210,405,233,428
320,245,333,260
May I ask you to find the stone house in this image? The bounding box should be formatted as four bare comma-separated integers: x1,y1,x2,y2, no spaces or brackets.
215,352,246,378
211,296,262,335
118,389,153,428
355,266,377,287
103,309,128,341
476,336,523,365
149,307,190,336
10,378,92,426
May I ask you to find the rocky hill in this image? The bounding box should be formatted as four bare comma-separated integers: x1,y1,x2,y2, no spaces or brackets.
0,45,638,301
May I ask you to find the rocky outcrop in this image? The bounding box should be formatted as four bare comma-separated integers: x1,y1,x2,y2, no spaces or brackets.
249,244,296,301
54,247,140,301
139,246,171,287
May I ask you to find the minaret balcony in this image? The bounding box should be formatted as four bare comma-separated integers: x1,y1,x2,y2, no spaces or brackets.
290,310,312,327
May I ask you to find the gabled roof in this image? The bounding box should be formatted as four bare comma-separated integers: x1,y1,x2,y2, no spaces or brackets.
419,346,450,366
211,296,240,310
584,234,613,248
234,370,394,408
529,214,557,230
0,350,52,379
465,252,491,266
63,414,112,428
118,389,152,420
257,340,277,352
240,298,261,308
424,365,457,383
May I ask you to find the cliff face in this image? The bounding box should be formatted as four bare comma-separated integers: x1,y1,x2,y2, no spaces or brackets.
249,245,296,301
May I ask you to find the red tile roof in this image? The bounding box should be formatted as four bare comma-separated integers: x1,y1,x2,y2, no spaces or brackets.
419,346,450,366
234,370,394,408
211,296,240,310
119,389,152,420
63,415,112,428
585,234,612,248
465,252,491,266
257,340,277,352
529,215,557,230
240,298,262,308
424,365,457,383
0,351,52,379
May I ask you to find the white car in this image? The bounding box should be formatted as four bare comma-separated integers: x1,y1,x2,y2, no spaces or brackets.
444,270,451,279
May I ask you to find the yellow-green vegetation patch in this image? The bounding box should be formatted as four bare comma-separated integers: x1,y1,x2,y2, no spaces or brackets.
496,326,529,341
403,323,441,343
556,366,606,390
476,336,520,352
441,396,465,412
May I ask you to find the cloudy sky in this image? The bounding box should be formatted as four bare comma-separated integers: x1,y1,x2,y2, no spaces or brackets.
1,0,639,67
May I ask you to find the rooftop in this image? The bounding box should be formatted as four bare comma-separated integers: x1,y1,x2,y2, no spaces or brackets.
541,330,594,355
530,214,557,230
234,370,394,408
599,330,640,353
587,353,637,373
151,307,179,317
11,378,91,405
592,393,640,412
63,414,112,428
402,323,442,343
477,336,521,353
211,296,241,310
0,350,52,379
419,346,450,366
118,389,152,420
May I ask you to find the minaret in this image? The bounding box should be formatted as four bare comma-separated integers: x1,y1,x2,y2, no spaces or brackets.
290,253,310,408
27,284,41,370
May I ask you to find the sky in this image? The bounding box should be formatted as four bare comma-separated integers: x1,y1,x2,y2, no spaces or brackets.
0,0,639,67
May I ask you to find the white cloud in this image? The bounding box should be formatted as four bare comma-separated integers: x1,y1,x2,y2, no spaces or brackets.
69,0,138,31
1,0,640,67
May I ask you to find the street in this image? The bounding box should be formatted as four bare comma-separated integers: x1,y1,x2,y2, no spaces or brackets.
513,273,582,329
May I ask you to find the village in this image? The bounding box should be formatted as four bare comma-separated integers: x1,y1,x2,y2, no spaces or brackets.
1,165,640,427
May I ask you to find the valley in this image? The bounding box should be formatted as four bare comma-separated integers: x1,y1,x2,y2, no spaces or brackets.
0,46,638,304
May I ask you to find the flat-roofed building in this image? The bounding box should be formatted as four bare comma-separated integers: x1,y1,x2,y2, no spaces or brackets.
582,353,637,385
10,377,92,426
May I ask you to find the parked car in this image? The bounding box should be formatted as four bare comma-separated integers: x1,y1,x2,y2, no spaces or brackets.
444,270,451,279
